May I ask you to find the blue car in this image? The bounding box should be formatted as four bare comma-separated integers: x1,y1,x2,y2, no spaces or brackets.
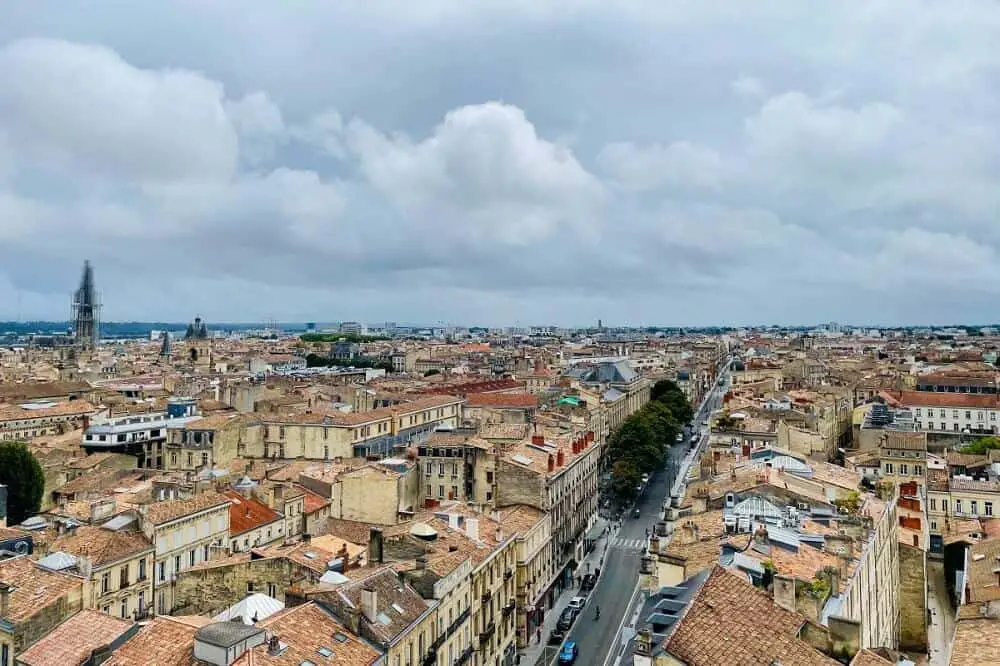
559,640,579,664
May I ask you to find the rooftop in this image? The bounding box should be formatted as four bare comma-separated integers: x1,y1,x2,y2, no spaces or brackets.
141,491,231,527
16,610,133,666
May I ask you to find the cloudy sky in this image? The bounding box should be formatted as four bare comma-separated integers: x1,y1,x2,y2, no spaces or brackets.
2,1,1000,327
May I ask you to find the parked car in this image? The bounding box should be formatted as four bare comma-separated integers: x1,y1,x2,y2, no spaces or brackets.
548,629,566,645
557,607,576,631
559,641,579,664
567,596,587,612
580,573,597,592
633,506,641,518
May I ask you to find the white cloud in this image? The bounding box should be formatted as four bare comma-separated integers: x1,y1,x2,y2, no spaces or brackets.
3,3,1000,325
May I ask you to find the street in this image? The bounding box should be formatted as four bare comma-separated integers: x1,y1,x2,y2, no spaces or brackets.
568,364,730,666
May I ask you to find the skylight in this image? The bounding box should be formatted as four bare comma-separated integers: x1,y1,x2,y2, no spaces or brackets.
317,647,334,658
332,632,349,643
391,602,405,614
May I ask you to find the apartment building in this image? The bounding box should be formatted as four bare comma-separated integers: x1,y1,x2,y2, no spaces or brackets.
164,413,244,472
222,490,284,552
496,431,599,602
884,390,1000,437
0,400,100,442
878,432,928,549
927,470,1000,555
0,556,83,661
47,523,155,620
137,491,232,614
250,395,462,460
505,505,551,648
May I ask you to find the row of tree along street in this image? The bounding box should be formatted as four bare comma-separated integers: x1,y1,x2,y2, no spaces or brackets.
607,380,695,502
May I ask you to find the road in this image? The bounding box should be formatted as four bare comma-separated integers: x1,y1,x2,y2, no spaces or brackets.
570,362,731,666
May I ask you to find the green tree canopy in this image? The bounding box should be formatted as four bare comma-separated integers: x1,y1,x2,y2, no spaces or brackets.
610,459,641,501
0,442,45,524
961,436,1000,455
651,379,683,402
651,379,694,425
423,369,441,377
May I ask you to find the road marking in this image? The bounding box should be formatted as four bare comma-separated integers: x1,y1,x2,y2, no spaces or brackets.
610,538,647,551
601,579,642,666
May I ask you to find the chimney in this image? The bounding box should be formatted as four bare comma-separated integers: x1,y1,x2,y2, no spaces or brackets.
369,527,384,564
77,555,93,580
0,582,11,619
416,555,427,570
360,588,378,623
548,454,555,473
267,636,282,656
465,518,480,542
557,449,565,467
532,435,544,446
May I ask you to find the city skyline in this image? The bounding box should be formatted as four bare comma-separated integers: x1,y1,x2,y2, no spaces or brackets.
2,3,1000,325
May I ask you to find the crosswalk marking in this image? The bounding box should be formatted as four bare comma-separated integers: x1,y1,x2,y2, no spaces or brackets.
610,537,647,550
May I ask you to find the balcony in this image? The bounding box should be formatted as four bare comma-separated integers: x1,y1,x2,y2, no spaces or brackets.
481,590,492,604
422,650,437,666
502,600,516,617
456,647,474,666
447,608,471,636
480,620,496,642
503,569,513,582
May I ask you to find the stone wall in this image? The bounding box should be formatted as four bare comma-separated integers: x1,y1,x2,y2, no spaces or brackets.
495,460,544,510
172,557,301,616
898,542,928,652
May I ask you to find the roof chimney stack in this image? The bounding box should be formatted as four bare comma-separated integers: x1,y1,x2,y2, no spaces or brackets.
548,454,555,473
360,587,378,623
532,435,544,446
557,449,565,467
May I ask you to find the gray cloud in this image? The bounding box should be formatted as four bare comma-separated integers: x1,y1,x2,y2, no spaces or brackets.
2,2,1000,326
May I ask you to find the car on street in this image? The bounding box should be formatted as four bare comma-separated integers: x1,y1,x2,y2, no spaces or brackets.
559,640,579,664
633,506,641,518
580,573,597,591
557,607,576,631
548,629,566,645
567,596,587,612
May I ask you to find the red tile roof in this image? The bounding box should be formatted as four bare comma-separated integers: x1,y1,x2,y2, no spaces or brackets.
18,610,133,666
223,491,282,535
465,392,539,409
882,389,1000,409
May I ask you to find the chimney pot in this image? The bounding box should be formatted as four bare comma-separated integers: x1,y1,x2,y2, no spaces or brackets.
360,587,378,623
0,582,11,618
532,435,544,446
548,454,555,472
556,450,565,467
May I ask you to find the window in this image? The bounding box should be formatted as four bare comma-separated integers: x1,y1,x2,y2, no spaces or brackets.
186,452,193,467
174,555,181,572
2,644,8,666
324,427,329,440
956,500,963,514
138,591,145,613
138,558,146,581
201,452,209,467
438,485,445,499
158,561,166,582
953,410,959,418
954,423,960,432
928,422,934,431
279,427,285,439
931,520,937,531
884,463,894,474
103,605,111,615
978,411,985,421
900,464,908,476
120,597,128,619
204,544,210,561
425,463,432,477
987,502,994,517
426,485,432,497
247,581,255,593
942,500,949,514
451,485,459,498
120,565,129,588
170,452,178,466
268,582,277,597
972,501,979,515
915,408,921,416
993,412,997,421
915,465,923,475
930,498,937,511
966,411,972,419
101,572,110,594
486,471,494,484
438,463,445,477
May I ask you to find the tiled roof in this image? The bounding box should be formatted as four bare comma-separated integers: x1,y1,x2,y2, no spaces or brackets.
0,556,82,623
886,389,1000,409
51,526,153,567
950,618,1000,665
298,485,330,514
0,400,97,422
465,392,538,409
255,602,379,666
17,609,133,666
0,381,92,400
965,537,1000,603
223,491,282,535
142,491,231,526
103,616,197,666
326,567,430,645
848,649,894,666
664,566,839,666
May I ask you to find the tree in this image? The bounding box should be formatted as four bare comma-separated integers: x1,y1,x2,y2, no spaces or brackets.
644,401,680,446
651,379,694,425
0,442,44,524
610,459,641,501
607,413,661,473
423,369,441,377
651,379,683,402
962,436,1000,455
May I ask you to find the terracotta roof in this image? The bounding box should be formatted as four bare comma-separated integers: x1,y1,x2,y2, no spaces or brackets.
849,649,894,666
950,618,1000,666
223,491,282,535
325,519,378,545
51,526,153,568
182,413,242,431
965,538,1000,603
297,485,330,514
465,392,538,409
141,491,231,527
17,610,134,666
664,566,839,666
886,389,1000,409
255,602,379,666
0,556,82,623
0,400,97,422
322,567,430,645
0,381,92,400
103,616,197,666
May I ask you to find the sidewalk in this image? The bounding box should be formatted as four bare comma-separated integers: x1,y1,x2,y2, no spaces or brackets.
520,521,621,666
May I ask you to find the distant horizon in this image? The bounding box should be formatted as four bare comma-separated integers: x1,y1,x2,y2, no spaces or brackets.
2,319,1000,332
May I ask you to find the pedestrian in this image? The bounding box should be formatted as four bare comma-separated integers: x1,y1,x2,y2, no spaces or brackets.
536,628,542,644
